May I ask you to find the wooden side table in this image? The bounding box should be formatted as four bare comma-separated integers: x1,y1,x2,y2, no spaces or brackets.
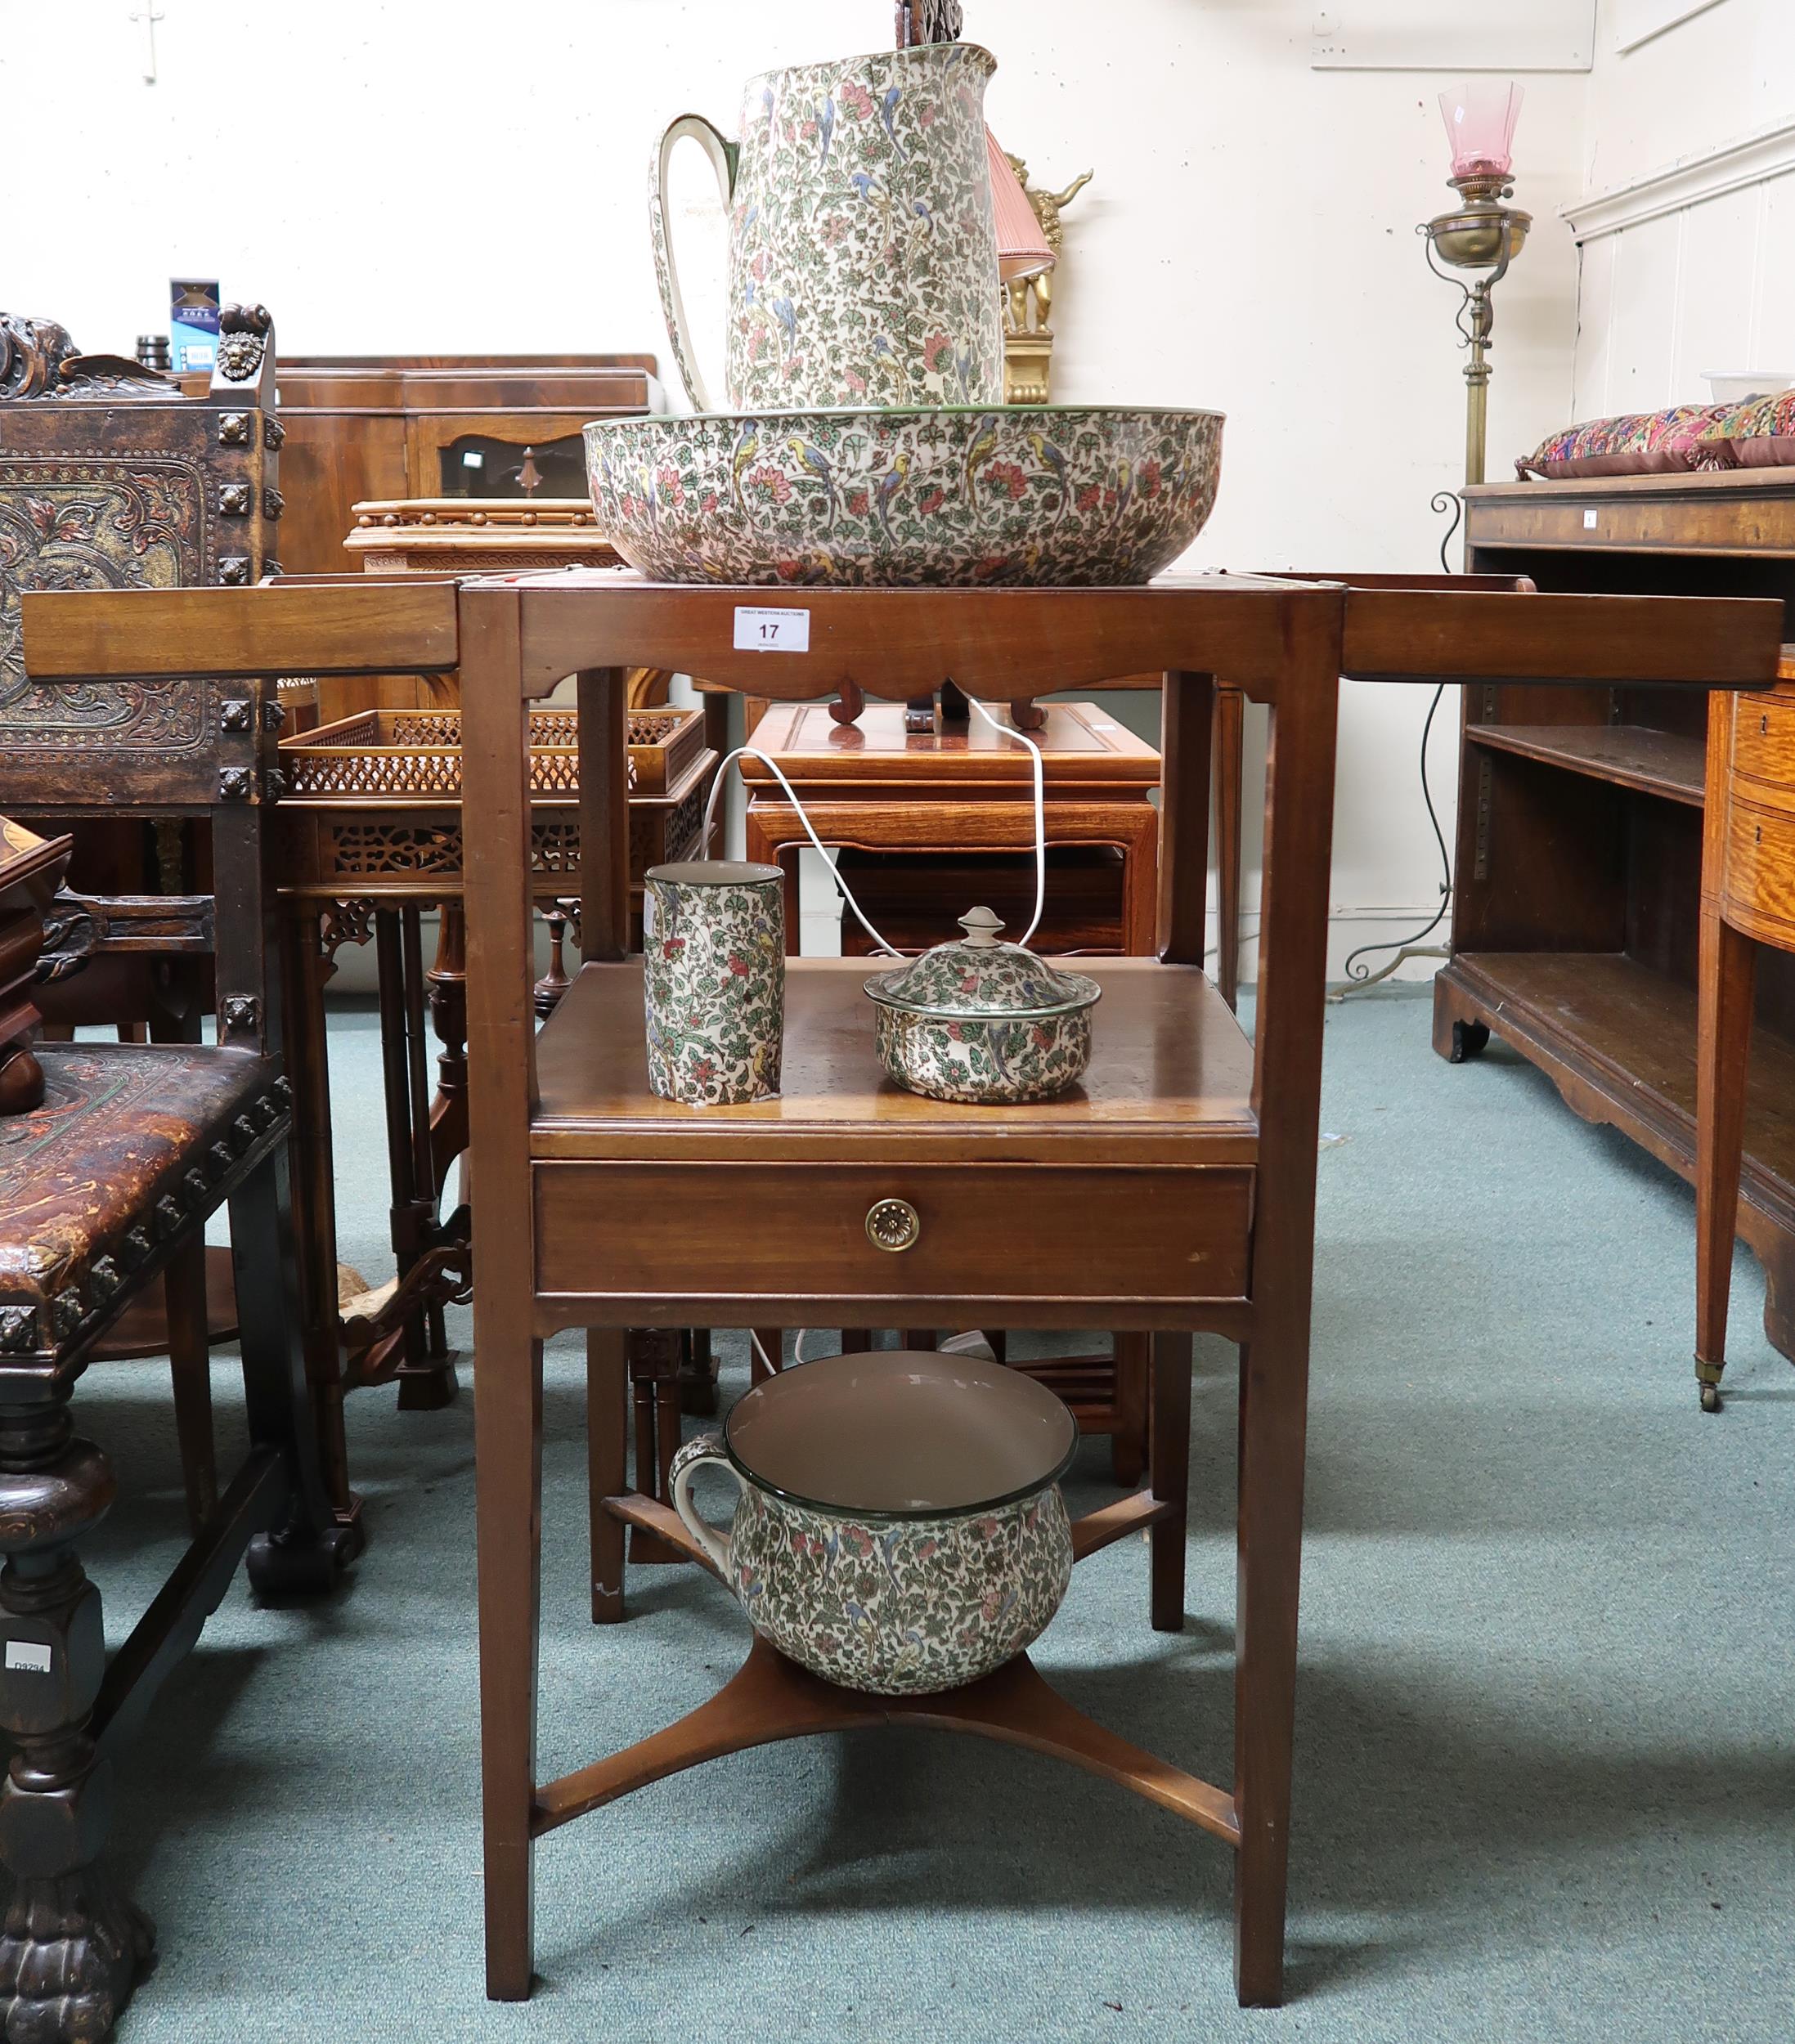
456,571,1344,2011
455,573,1773,2011
1696,650,1795,1410
740,696,1160,955
51,573,1775,2024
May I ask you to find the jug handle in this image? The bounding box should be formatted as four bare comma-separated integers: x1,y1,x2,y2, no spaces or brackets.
650,114,738,413
670,1432,740,1578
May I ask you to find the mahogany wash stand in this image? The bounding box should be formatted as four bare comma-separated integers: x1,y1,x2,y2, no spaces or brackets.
21,570,1777,2019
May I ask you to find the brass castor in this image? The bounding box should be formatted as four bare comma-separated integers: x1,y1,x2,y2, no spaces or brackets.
1450,1020,1490,1064
1700,1382,1722,1414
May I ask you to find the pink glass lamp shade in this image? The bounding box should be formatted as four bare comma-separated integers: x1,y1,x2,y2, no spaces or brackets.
986,128,1055,281
1438,80,1524,181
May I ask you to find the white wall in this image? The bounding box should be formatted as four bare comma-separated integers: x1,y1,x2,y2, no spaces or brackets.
1,1,1593,977
1568,0,1795,419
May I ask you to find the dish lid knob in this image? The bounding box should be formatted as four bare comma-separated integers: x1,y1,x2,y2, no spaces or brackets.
958,906,1004,948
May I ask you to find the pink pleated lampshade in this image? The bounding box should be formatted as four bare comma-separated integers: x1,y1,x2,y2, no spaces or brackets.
1438,80,1524,179
986,129,1055,282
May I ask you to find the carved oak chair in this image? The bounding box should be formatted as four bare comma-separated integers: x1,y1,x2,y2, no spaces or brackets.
0,315,348,2044
0,304,285,1531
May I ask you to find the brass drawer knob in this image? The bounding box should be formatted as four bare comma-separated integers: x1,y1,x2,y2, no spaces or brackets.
866,1197,921,1253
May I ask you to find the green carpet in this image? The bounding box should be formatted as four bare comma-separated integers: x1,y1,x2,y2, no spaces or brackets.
53,991,1795,2042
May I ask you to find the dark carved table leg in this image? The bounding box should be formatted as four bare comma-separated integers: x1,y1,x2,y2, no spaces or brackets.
398,906,456,1409
236,1146,357,1600
426,903,470,1199
678,1329,718,1417
0,1398,154,2042
626,1330,686,1565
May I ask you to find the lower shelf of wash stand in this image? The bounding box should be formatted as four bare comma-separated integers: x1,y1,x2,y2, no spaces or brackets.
542,953,1258,1974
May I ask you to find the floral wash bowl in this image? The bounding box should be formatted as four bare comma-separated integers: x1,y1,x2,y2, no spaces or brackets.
669,1349,1078,1695
584,404,1223,586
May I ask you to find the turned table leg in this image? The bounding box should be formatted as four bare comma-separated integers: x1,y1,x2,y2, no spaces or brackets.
0,1397,155,2042
426,902,470,1201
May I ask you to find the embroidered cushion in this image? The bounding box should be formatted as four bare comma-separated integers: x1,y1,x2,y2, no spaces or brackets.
1707,389,1795,469
1515,404,1734,480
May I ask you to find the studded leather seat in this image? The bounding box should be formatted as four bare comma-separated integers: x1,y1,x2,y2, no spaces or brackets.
0,1042,286,1363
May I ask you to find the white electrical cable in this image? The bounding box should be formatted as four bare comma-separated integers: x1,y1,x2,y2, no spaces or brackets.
716,700,1051,1374
704,744,902,957
963,695,1047,948
704,702,1048,954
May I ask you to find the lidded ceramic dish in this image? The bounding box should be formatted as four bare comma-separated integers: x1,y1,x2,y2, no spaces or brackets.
864,906,1101,1104
669,1349,1078,1694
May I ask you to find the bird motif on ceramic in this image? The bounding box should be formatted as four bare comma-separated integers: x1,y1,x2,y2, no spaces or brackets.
879,82,906,162
729,422,758,509
963,414,999,507
786,437,838,528
873,451,909,540
870,333,913,398
1027,430,1071,522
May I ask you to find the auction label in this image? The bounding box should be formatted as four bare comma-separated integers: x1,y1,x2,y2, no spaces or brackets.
734,606,810,652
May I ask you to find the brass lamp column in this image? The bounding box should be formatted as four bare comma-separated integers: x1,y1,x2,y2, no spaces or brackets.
1421,82,1530,487
1337,84,1529,997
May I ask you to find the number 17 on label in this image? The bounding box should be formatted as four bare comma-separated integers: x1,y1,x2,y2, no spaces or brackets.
733,606,811,652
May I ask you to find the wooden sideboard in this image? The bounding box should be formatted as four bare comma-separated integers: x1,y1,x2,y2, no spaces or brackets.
1434,468,1795,1360
270,355,662,717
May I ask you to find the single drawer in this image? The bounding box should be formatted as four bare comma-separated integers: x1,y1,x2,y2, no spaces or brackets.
1729,692,1795,814
534,1161,1252,1311
1721,797,1795,944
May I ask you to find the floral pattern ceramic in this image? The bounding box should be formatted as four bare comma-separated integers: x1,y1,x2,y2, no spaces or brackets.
670,1434,1074,1696
872,1003,1093,1105
642,863,784,1106
585,404,1223,586
651,43,1003,413
864,907,1101,1103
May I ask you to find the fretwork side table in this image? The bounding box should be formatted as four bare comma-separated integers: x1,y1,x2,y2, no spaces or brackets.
275,701,716,1525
